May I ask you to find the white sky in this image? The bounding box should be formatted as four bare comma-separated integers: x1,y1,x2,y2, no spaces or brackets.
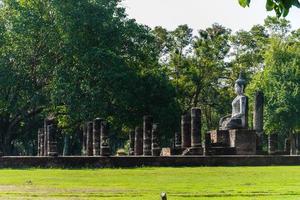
122,0,300,33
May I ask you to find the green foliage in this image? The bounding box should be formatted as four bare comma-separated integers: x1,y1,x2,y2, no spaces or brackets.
239,0,300,17
262,39,300,134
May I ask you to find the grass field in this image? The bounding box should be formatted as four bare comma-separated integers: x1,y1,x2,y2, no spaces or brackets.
0,167,300,199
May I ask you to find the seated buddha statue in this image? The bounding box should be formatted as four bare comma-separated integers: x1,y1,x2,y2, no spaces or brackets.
219,73,248,130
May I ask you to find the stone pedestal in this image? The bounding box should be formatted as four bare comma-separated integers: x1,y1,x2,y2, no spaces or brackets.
100,121,110,156
209,130,230,146
47,124,58,157
86,122,93,156
229,129,256,155
129,130,135,156
93,118,102,156
151,123,161,156
143,115,153,156
181,114,191,149
134,126,143,156
253,91,264,151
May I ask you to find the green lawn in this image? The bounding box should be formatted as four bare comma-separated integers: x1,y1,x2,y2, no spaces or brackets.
0,167,300,199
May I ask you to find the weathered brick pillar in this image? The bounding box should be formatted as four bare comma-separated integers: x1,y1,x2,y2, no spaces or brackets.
143,115,153,156
0,133,3,156
134,126,143,156
290,134,297,155
93,118,102,156
43,119,52,156
151,123,161,156
37,128,44,156
47,124,58,156
254,91,264,151
37,129,41,156
191,108,201,147
174,132,181,149
100,121,110,156
82,123,87,156
86,121,93,156
190,108,203,155
284,138,290,153
296,134,300,155
171,131,182,155
204,132,212,155
181,113,191,149
40,128,45,156
129,130,135,156
268,134,278,154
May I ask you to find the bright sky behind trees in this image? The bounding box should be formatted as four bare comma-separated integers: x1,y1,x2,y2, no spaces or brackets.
122,0,300,32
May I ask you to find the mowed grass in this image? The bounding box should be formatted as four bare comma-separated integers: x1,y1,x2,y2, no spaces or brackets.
0,167,300,199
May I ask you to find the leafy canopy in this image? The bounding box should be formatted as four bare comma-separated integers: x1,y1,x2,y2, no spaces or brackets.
239,0,300,17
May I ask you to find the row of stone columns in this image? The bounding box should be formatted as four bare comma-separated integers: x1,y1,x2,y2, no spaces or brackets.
37,118,58,156
128,116,161,156
82,118,110,156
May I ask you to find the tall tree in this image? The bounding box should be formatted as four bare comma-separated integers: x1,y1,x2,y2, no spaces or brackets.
239,0,300,17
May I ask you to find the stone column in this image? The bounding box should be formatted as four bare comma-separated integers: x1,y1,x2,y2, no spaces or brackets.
290,134,297,155
253,91,264,151
204,132,212,155
190,108,203,155
129,130,135,156
86,121,93,156
171,131,182,155
82,123,87,156
284,138,290,153
143,115,153,156
37,129,41,156
268,134,278,154
174,132,181,149
151,123,161,156
296,134,300,155
47,124,58,156
134,126,143,156
43,119,52,156
40,128,45,156
191,108,201,147
181,113,191,149
37,128,44,156
93,118,102,156
0,132,3,156
100,121,110,156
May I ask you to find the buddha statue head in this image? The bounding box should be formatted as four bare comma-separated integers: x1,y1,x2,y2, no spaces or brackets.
234,72,246,95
